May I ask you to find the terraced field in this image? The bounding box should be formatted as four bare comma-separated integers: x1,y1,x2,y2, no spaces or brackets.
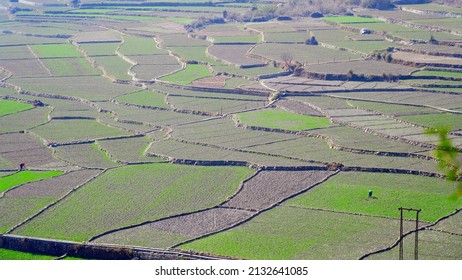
0,0,461,261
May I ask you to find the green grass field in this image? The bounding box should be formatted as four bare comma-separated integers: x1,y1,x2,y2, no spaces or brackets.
235,108,332,131
13,164,254,242
0,170,64,193
285,172,462,222
0,248,56,260
160,64,212,85
0,99,33,117
30,44,82,58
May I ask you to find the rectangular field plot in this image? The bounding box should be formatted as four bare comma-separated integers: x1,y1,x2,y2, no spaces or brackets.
167,96,267,114
208,44,265,67
116,90,168,108
78,42,120,56
252,43,362,65
160,64,211,85
41,58,99,77
290,96,350,109
30,44,82,58
97,136,165,164
53,143,119,169
8,76,139,101
235,108,332,131
0,59,51,78
263,32,309,43
12,164,254,242
179,206,417,259
147,139,312,167
285,172,462,222
119,36,166,55
31,119,131,143
0,107,49,134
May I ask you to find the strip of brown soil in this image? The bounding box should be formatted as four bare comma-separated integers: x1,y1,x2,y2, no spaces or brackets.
274,99,324,117
0,133,67,169
223,170,334,211
191,76,227,88
5,169,102,198
92,208,253,247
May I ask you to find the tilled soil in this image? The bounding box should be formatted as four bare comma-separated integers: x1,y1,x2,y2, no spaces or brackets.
0,133,67,169
223,170,334,210
93,208,253,247
274,99,324,117
5,169,102,198
191,76,227,88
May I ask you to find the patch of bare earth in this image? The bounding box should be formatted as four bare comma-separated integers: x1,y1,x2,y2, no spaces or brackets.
208,45,265,67
223,170,334,211
191,75,227,88
5,169,102,198
0,133,68,170
274,99,324,117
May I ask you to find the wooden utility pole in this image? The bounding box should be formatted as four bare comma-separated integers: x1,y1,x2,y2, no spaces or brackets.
398,207,421,260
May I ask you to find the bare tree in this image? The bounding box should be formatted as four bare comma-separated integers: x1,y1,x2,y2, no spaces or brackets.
281,53,293,70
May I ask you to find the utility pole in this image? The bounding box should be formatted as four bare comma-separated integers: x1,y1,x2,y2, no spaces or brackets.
398,207,421,260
